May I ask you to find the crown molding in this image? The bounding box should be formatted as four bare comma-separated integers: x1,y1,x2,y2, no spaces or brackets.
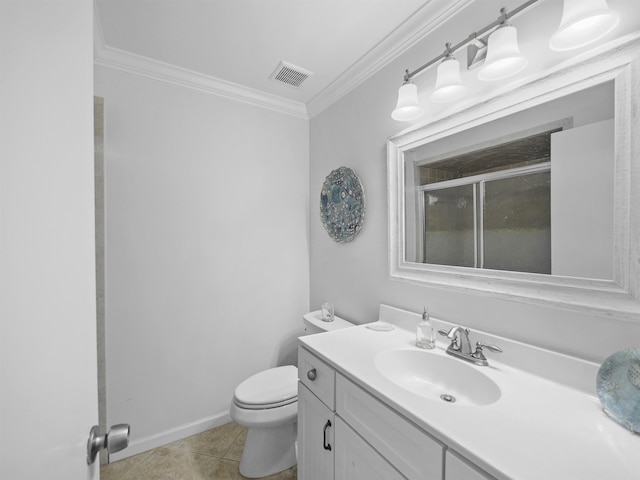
306,0,474,118
93,0,473,120
93,7,308,119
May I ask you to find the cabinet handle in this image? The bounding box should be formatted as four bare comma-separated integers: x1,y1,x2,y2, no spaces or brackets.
307,368,317,381
323,420,332,451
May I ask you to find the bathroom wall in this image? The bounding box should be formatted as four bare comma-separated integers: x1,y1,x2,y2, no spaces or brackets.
94,67,310,457
309,0,640,364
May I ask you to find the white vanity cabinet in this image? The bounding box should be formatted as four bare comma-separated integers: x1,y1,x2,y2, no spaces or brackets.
298,346,493,480
299,398,407,480
446,451,495,480
336,373,443,480
334,417,407,480
298,347,336,480
299,345,407,480
298,348,405,480
298,383,334,480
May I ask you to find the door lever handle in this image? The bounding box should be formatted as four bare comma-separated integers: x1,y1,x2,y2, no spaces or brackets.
87,423,130,464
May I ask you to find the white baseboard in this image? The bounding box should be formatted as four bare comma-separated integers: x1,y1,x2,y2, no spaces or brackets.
109,411,232,463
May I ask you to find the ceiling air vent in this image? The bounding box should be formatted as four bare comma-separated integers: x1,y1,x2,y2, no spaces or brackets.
269,61,313,88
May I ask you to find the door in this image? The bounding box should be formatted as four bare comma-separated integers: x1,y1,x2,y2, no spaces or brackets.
0,1,99,479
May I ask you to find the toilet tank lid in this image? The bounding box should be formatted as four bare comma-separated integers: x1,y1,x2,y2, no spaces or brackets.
303,310,354,331
234,365,298,405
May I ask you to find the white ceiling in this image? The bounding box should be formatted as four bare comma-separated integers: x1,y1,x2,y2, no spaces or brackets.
94,1,640,118
94,0,471,116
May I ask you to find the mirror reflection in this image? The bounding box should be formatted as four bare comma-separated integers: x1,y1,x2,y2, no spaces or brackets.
403,81,614,280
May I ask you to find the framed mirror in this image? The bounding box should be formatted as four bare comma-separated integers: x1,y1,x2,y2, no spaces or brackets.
388,35,640,319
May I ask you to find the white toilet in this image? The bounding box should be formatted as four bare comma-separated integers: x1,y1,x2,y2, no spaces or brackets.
229,310,354,478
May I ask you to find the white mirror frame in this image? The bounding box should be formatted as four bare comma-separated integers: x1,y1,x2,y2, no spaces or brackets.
388,33,640,320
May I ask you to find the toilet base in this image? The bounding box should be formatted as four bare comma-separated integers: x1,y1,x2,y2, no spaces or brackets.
239,421,297,478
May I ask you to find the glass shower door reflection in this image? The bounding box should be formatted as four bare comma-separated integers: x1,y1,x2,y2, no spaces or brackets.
423,185,475,268
482,171,551,274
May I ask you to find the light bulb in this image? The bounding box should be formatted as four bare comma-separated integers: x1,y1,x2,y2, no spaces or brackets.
430,56,468,103
391,83,424,121
478,25,528,82
550,0,619,51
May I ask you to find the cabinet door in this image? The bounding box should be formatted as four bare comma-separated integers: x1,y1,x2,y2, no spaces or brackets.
335,417,407,480
446,451,495,480
336,374,443,480
298,383,335,480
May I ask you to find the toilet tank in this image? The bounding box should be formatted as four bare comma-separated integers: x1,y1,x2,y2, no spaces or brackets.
303,310,354,335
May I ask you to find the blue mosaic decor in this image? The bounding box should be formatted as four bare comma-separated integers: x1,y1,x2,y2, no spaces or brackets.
596,348,640,433
320,167,365,243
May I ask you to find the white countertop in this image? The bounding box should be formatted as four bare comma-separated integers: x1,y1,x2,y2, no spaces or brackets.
299,314,640,480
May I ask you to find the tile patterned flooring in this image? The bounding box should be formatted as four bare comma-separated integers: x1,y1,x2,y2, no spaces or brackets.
100,422,297,480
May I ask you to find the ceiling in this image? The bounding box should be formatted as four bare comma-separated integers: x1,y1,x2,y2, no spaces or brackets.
94,0,470,117
94,1,640,119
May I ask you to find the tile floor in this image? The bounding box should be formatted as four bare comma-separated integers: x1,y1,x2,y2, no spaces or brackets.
100,422,297,480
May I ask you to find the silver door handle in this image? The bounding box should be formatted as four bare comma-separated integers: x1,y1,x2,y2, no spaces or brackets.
87,423,130,464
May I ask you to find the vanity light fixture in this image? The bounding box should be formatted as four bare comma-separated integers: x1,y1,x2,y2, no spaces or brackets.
391,71,424,121
477,11,528,82
549,0,620,51
429,43,468,103
391,0,619,121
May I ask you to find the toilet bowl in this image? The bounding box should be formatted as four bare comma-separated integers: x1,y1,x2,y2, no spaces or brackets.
230,366,298,478
230,311,354,478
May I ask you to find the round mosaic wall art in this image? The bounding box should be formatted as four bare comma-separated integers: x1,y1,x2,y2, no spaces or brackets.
596,348,640,432
320,167,365,243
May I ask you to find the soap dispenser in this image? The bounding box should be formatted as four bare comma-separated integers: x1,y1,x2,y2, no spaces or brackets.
416,306,435,349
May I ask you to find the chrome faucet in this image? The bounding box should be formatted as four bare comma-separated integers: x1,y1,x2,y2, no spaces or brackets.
438,326,502,366
445,326,473,355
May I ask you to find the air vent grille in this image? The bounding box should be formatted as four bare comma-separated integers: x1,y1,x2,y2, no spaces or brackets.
269,61,313,88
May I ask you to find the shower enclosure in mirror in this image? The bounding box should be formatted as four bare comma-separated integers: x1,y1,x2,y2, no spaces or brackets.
411,123,560,276
388,35,640,319
405,85,613,280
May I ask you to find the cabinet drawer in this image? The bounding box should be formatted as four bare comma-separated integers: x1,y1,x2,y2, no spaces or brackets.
298,346,335,410
336,373,444,480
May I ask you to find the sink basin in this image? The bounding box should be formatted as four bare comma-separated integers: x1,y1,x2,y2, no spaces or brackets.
374,349,501,406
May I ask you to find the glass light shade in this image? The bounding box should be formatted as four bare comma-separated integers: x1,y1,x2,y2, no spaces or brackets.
391,83,424,121
430,57,468,103
549,0,619,51
477,25,528,82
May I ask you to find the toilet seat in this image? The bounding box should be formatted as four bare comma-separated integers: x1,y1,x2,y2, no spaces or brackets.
234,396,297,410
233,365,298,410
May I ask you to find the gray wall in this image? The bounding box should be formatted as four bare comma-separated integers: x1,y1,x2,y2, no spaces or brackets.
95,66,310,456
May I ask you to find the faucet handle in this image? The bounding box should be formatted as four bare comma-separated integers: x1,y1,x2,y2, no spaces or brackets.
476,342,502,353
472,341,503,363
438,329,459,350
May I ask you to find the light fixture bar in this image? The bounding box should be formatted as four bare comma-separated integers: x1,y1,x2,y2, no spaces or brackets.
404,0,540,82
